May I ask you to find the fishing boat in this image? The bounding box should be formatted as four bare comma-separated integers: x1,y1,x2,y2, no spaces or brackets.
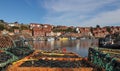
47,37,55,41
102,43,120,49
99,33,120,49
59,37,68,41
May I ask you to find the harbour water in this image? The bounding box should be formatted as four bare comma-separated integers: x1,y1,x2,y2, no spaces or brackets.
33,39,98,57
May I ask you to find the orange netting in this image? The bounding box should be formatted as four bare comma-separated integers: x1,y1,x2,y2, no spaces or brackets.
0,35,14,48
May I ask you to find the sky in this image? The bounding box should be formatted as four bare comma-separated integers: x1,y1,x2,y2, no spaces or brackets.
0,0,120,27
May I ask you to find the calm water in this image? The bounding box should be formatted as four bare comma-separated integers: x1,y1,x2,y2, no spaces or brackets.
33,39,98,57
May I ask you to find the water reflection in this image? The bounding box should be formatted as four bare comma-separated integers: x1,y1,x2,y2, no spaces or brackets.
33,39,98,57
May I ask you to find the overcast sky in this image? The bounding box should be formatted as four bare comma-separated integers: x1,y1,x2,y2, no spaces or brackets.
0,0,120,27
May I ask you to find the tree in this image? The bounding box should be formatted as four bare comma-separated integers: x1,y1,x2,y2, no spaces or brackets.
11,26,19,32
14,21,18,23
96,25,100,28
11,26,19,29
90,27,93,33
106,26,111,33
66,27,73,32
20,25,29,30
0,24,5,30
0,20,4,23
73,28,77,33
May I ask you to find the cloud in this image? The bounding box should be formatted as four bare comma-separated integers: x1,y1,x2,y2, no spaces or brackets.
81,9,120,27
42,0,120,27
43,13,90,26
44,0,116,13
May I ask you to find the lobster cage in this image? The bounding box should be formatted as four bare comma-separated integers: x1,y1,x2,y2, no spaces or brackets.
88,48,120,71
7,59,93,71
0,35,15,50
0,34,32,50
29,50,82,61
0,35,34,71
6,50,97,71
0,50,18,70
6,46,34,59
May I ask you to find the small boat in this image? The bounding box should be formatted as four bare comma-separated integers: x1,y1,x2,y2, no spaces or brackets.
103,43,120,49
47,37,55,41
69,37,76,40
59,37,68,41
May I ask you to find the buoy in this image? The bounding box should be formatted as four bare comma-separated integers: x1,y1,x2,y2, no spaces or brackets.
62,48,66,52
0,50,3,52
83,57,88,61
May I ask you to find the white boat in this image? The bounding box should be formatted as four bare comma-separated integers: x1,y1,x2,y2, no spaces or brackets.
47,37,55,41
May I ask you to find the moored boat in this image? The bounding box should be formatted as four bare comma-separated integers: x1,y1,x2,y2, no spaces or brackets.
47,37,55,41
59,37,68,41
103,43,120,49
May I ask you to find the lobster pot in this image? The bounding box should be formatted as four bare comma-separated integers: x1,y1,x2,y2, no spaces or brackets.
0,50,18,68
7,59,94,71
88,48,120,71
6,46,34,59
6,50,99,71
0,35,15,50
8,67,93,71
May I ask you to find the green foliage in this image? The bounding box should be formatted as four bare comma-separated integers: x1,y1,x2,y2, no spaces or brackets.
0,20,4,23
66,27,73,32
8,26,19,32
20,25,29,30
53,29,65,32
53,27,76,33
0,24,5,30
11,26,19,29
90,27,93,33
73,28,78,33
106,26,111,33
96,25,100,28
14,21,18,23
